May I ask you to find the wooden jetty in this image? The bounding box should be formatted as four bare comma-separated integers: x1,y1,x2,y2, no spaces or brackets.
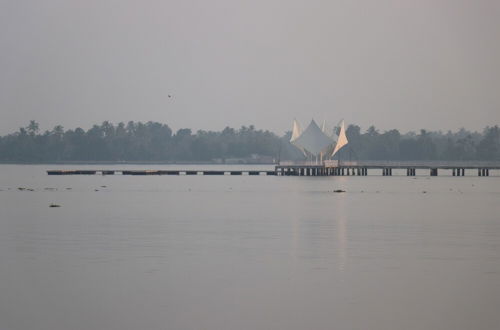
47,161,500,177
275,160,500,177
47,169,276,176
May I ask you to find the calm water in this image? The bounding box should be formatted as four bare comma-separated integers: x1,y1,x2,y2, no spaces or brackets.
1,165,500,330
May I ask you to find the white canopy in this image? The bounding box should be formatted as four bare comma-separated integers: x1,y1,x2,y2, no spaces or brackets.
292,120,335,156
321,120,336,139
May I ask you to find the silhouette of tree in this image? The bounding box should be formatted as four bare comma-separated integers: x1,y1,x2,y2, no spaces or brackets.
0,120,498,162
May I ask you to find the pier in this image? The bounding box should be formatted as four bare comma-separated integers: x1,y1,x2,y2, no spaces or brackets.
47,169,276,176
46,161,500,177
274,161,500,177
275,160,500,176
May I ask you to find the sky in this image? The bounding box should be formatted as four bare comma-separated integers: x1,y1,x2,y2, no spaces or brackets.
1,0,499,135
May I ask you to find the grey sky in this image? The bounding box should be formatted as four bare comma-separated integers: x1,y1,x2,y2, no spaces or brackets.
1,0,499,135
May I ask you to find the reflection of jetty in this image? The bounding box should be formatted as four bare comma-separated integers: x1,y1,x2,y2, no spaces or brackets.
47,161,500,177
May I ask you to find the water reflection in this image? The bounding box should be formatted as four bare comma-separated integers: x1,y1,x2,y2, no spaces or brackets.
289,182,348,272
335,196,347,271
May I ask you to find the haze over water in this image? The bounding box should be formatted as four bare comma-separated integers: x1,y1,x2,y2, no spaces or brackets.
1,165,500,330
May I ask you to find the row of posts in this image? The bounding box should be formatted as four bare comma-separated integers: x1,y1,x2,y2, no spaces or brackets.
452,168,489,176
415,168,491,176
406,168,416,176
278,167,368,176
279,167,325,176
478,168,490,176
332,167,368,176
384,168,417,176
382,168,393,176
278,167,492,177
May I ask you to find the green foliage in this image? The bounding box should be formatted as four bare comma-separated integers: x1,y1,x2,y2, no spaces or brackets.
342,125,499,160
0,121,284,162
0,121,499,162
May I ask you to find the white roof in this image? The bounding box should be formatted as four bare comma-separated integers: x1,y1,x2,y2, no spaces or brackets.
292,120,335,155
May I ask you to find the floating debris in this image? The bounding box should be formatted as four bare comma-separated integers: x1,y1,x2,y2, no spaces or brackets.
66,188,72,190
49,204,61,208
333,189,346,193
422,191,427,194
17,187,34,191
101,185,107,188
94,189,99,192
44,187,57,191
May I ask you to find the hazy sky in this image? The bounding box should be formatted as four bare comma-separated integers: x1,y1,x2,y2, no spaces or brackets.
1,0,499,135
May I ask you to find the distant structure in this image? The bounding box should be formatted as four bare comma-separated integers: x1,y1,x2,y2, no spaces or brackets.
290,119,348,163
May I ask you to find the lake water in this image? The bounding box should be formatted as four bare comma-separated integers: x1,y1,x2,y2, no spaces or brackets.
1,164,499,330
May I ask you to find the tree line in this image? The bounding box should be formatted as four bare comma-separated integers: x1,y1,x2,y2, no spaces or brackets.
0,120,499,162
341,124,500,161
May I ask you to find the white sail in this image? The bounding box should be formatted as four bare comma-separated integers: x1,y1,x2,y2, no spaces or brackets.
321,119,336,140
290,119,307,156
290,119,302,142
331,120,348,157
